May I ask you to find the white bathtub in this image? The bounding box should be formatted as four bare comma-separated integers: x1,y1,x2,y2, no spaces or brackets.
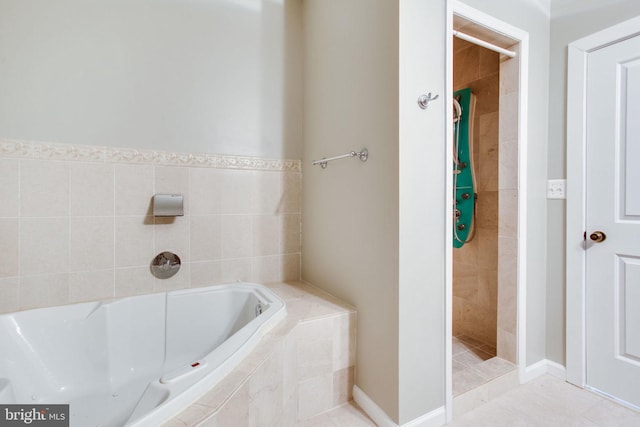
0,282,285,427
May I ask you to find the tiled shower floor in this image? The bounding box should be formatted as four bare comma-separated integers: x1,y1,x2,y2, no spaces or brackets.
453,335,516,396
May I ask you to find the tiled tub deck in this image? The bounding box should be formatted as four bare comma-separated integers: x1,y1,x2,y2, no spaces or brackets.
162,281,357,427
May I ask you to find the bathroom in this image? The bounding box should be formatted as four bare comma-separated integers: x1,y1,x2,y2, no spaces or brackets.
2,0,640,426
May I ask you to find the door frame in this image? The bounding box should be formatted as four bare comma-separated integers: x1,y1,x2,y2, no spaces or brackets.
446,1,529,421
566,15,640,388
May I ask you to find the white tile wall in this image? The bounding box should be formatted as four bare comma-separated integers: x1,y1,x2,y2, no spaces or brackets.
115,164,155,216
0,219,19,278
69,270,114,303
298,373,334,419
190,216,223,261
295,320,334,380
0,159,19,217
114,216,155,268
21,160,69,217
69,163,114,216
21,218,69,275
0,139,301,313
189,168,224,215
0,278,19,313
222,215,253,259
69,217,114,271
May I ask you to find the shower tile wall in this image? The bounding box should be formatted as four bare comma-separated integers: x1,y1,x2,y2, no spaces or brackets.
0,140,302,313
497,47,519,363
453,38,499,347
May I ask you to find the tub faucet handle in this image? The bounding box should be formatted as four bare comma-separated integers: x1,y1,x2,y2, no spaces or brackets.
163,258,179,269
151,251,181,279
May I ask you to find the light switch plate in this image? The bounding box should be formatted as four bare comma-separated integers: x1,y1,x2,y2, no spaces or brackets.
547,179,566,199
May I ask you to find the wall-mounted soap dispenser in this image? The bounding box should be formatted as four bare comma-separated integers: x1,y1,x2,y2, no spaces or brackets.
153,194,184,217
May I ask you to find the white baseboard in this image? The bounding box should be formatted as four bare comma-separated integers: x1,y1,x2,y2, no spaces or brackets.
353,386,446,427
353,386,396,427
353,360,568,426
403,406,446,427
521,359,567,383
545,360,567,380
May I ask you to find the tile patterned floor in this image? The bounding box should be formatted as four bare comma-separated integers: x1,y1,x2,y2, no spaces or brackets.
453,335,516,396
300,402,376,426
448,374,640,426
304,375,640,426
301,363,640,426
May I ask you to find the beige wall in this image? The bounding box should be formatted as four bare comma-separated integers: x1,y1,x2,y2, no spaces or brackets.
0,140,301,313
546,0,640,365
302,0,448,423
301,0,400,420
452,39,500,348
0,0,303,159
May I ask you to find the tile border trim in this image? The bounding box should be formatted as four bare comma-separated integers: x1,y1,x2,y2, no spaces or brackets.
0,138,301,172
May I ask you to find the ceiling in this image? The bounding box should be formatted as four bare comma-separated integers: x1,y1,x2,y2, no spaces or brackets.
551,0,631,18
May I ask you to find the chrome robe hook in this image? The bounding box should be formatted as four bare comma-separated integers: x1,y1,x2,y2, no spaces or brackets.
417,92,439,109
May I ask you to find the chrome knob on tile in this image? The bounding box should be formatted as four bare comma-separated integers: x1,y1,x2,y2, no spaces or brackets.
151,251,181,279
589,231,606,243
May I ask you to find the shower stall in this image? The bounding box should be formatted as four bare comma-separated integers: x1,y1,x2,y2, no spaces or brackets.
451,14,520,398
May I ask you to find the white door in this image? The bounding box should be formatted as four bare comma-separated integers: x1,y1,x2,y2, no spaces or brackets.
586,33,640,408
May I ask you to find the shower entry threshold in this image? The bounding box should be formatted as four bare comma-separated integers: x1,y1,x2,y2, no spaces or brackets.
452,335,518,416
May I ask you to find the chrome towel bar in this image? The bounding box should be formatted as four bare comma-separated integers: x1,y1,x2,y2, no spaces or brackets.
312,148,368,169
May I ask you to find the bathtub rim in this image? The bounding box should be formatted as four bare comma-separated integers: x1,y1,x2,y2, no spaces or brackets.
0,281,286,427
125,281,286,426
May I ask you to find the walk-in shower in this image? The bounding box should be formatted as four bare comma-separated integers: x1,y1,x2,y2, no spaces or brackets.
451,13,520,400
